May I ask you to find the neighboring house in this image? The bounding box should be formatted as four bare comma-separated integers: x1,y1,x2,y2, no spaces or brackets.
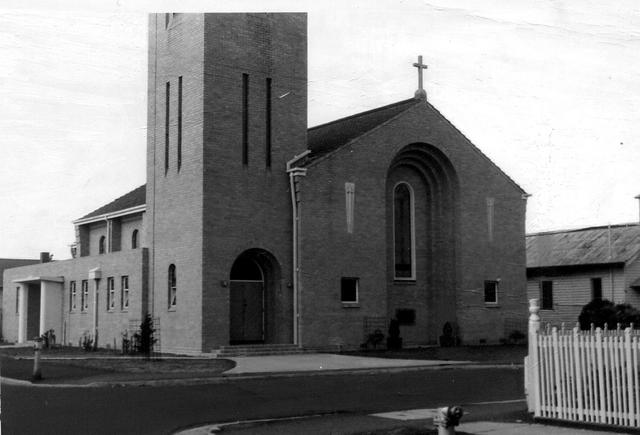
527,223,640,326
2,13,527,354
0,257,41,338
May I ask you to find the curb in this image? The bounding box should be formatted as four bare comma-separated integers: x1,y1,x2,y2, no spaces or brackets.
0,362,523,388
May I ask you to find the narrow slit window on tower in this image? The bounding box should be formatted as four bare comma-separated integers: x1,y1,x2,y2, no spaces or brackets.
177,76,182,171
242,73,249,166
265,77,272,168
165,81,170,174
394,182,415,280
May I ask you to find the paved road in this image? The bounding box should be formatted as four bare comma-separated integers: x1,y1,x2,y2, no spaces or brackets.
2,366,523,435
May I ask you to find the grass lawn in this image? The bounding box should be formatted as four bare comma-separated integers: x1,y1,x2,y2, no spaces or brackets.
0,345,235,384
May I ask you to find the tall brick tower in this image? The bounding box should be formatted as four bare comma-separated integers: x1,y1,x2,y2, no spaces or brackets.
146,13,307,353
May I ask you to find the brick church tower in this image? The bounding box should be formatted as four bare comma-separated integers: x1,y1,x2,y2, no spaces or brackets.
146,14,307,353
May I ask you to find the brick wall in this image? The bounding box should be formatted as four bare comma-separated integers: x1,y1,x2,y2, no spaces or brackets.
2,249,148,348
146,14,206,354
299,101,527,348
200,13,307,350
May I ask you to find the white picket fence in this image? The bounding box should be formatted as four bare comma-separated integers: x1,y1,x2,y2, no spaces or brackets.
526,299,640,429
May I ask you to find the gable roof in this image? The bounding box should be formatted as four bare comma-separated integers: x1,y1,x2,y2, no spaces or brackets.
79,185,146,220
527,223,640,269
303,96,526,194
306,98,420,162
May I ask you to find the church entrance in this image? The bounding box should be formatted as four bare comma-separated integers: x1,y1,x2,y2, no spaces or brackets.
228,248,290,345
229,254,266,344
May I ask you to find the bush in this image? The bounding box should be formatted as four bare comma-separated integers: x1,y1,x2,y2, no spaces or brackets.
133,315,157,358
578,299,640,330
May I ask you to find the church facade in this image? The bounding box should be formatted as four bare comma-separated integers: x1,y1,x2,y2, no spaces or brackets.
3,13,528,354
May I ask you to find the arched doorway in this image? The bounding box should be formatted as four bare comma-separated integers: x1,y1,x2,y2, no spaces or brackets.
229,249,285,345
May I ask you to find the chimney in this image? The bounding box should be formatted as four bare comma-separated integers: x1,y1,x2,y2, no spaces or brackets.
40,252,51,263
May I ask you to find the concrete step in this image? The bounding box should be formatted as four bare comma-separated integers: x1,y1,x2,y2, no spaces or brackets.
210,344,318,358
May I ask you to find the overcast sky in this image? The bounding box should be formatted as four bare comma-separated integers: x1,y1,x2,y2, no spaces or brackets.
1,0,639,260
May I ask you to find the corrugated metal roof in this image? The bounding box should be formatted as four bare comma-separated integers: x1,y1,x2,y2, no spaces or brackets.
527,223,640,268
80,185,146,220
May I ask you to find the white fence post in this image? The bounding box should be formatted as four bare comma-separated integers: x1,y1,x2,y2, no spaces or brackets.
526,298,541,413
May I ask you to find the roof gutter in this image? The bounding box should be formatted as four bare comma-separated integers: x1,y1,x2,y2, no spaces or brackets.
73,204,146,226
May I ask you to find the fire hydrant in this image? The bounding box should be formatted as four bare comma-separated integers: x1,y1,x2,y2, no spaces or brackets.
433,405,464,435
32,337,43,381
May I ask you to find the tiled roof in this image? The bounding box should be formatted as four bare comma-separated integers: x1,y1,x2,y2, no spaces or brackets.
80,185,146,220
306,98,420,162
527,223,640,269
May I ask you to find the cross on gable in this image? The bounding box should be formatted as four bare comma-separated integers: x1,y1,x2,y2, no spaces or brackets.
413,55,428,100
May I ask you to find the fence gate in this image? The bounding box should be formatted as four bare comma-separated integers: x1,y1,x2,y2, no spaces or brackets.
525,299,640,429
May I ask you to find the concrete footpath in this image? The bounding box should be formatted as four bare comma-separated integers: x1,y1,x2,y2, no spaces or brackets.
225,353,470,374
176,404,619,435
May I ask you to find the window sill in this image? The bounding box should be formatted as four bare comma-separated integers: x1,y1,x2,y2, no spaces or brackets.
168,307,177,312
485,303,500,308
342,302,360,308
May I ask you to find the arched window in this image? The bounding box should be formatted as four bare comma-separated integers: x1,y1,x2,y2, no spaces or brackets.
99,236,106,255
168,264,177,308
394,182,415,279
131,229,139,249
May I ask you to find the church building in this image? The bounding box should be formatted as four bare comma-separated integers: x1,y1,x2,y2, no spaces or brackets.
3,13,528,354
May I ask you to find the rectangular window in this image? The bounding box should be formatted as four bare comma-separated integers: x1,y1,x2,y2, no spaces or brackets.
165,81,170,173
265,77,272,168
541,281,553,310
242,73,249,166
484,280,498,304
81,280,89,312
70,281,77,311
591,277,602,301
15,287,19,314
341,277,358,303
177,76,182,171
107,277,115,311
121,276,129,311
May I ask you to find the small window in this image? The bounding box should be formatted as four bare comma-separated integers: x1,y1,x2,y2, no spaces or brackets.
99,236,106,254
15,287,19,314
107,277,115,311
131,229,139,249
484,280,498,304
341,277,358,303
70,281,77,311
121,276,129,311
81,280,89,311
591,278,602,301
541,281,553,310
168,264,177,308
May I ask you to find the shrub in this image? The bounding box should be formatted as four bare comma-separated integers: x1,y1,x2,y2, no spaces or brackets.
578,299,640,330
133,315,157,358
